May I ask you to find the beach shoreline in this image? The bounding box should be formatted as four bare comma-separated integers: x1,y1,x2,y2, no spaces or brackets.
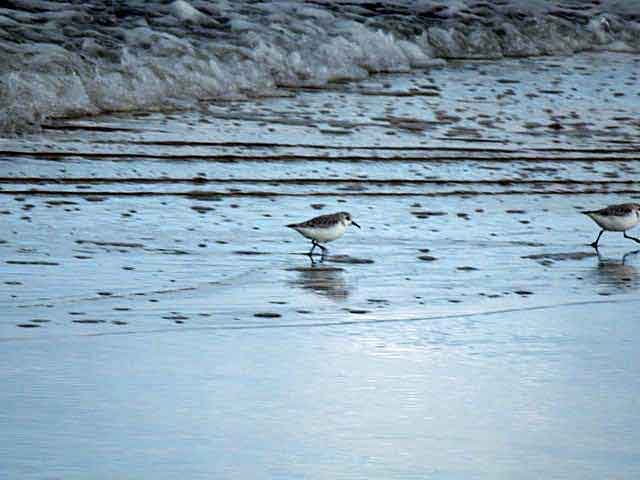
2,50,640,477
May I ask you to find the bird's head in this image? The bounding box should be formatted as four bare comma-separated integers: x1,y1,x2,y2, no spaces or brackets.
339,212,360,229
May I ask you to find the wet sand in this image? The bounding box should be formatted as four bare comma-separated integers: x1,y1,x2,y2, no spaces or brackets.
2,190,640,338
2,53,640,478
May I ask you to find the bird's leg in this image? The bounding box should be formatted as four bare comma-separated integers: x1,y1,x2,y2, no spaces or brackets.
317,243,328,262
308,241,318,261
590,230,604,249
624,232,640,244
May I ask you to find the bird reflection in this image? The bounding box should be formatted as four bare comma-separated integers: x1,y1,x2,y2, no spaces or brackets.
593,249,640,290
289,265,351,300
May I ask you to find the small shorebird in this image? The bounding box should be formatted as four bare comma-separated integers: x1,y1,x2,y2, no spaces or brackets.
582,203,640,249
287,211,360,261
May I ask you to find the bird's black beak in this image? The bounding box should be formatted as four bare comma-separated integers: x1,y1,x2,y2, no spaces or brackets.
352,221,361,229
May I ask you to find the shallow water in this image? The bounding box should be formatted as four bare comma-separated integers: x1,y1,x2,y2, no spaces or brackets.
3,300,640,479
2,51,640,478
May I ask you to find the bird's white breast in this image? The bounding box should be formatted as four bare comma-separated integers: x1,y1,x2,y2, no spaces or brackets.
588,212,639,232
295,222,346,242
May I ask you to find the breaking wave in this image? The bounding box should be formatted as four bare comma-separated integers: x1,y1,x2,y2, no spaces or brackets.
1,0,639,133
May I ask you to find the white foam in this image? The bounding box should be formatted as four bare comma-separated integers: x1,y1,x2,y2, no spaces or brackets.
0,0,639,133
170,0,207,23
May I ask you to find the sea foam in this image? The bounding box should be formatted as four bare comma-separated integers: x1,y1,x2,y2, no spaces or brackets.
0,0,638,133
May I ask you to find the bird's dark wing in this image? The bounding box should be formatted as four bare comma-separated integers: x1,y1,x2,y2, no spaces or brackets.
296,213,340,228
597,204,634,216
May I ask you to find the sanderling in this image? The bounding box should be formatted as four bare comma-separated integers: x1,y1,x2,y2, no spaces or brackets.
582,202,640,249
287,211,360,261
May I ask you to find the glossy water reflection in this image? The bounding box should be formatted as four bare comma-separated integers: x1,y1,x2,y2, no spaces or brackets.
288,266,351,301
593,250,640,291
